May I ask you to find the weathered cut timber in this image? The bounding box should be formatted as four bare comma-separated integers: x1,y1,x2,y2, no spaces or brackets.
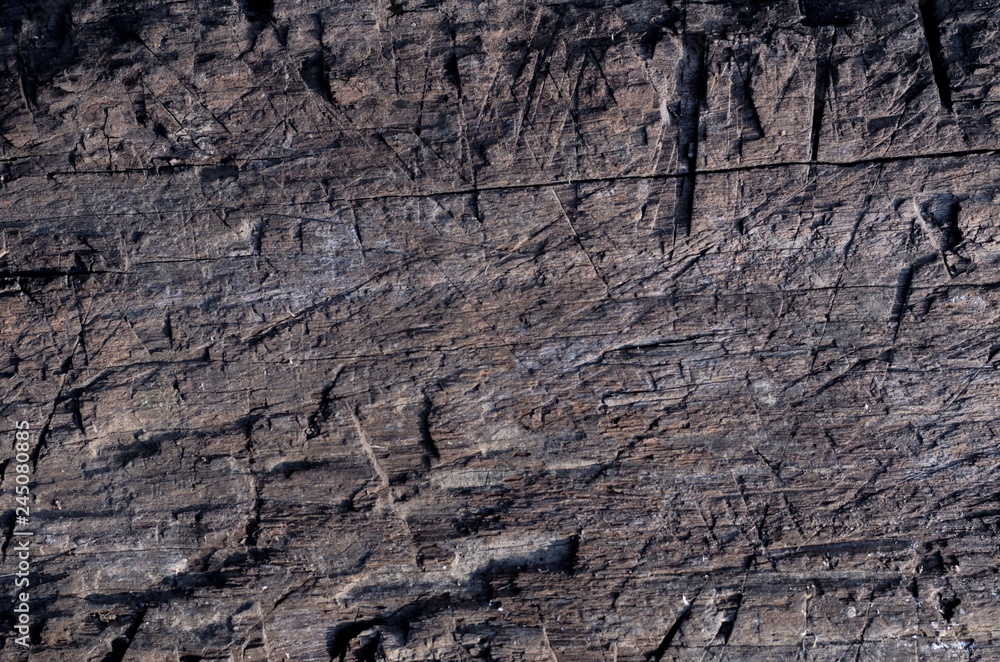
0,0,999,660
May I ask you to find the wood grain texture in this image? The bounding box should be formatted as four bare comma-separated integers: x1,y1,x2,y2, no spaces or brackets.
0,0,998,660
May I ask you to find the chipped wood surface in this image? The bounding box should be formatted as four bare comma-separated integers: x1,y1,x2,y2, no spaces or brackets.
0,0,999,660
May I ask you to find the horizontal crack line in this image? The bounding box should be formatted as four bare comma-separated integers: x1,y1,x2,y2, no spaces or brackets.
32,146,1000,198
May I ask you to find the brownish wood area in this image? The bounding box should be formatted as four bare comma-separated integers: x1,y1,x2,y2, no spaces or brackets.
0,0,998,659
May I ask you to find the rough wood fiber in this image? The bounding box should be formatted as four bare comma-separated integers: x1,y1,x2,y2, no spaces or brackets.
0,0,998,660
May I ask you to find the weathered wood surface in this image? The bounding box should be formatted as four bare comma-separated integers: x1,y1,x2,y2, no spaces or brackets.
0,0,999,659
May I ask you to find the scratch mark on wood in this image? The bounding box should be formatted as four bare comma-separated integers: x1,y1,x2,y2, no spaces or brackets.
673,33,708,238
306,365,345,440
418,391,441,461
349,405,390,488
101,605,148,662
810,28,836,162
550,188,610,295
645,591,699,661
917,0,952,111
